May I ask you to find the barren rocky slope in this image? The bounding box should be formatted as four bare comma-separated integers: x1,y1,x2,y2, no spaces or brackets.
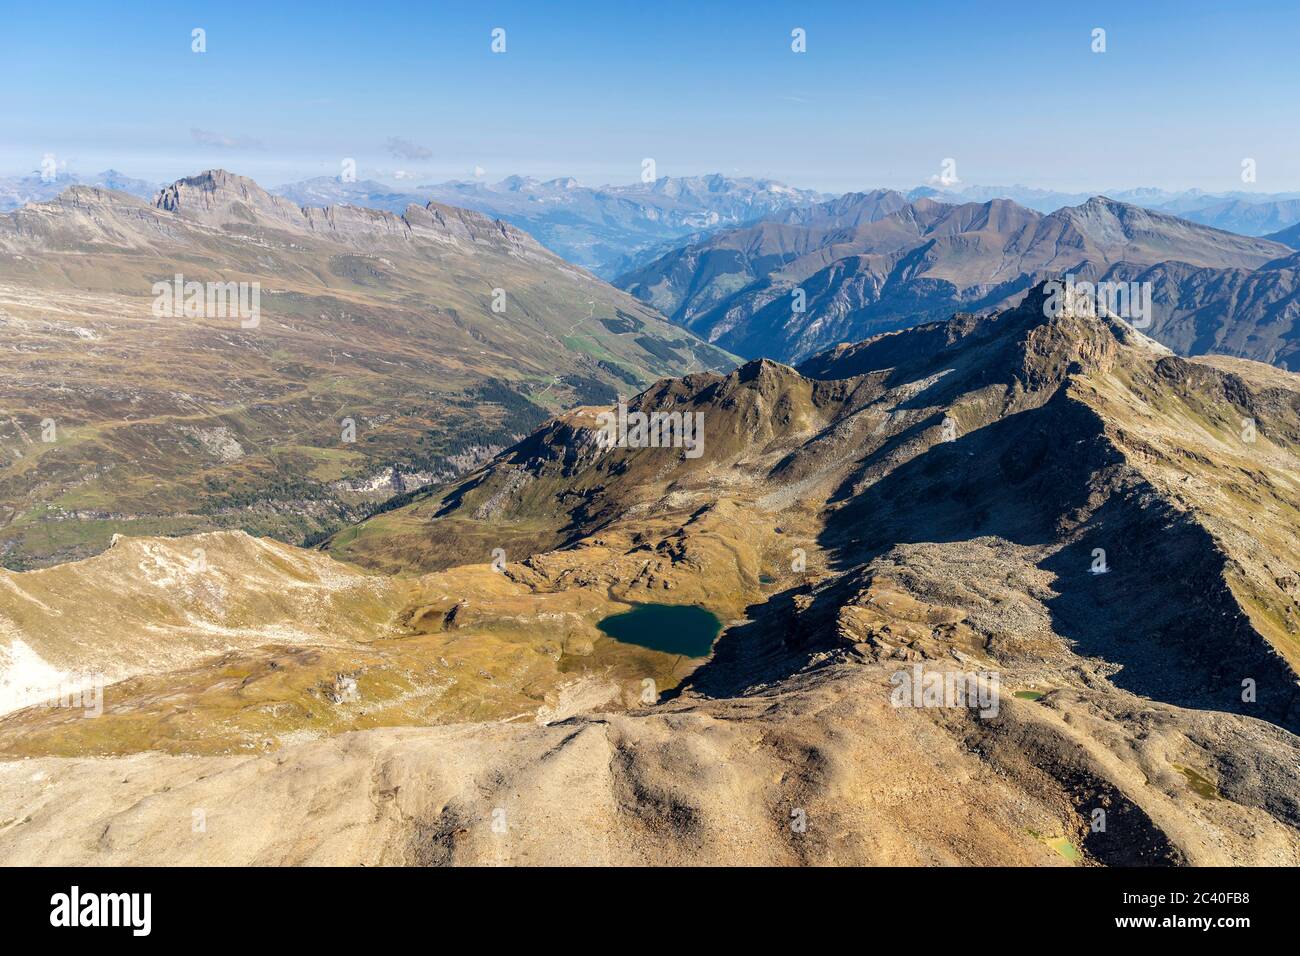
0,283,1297,865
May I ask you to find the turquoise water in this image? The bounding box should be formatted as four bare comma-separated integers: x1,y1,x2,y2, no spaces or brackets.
596,604,722,657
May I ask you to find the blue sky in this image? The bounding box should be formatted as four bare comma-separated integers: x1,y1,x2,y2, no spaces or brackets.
2,0,1297,192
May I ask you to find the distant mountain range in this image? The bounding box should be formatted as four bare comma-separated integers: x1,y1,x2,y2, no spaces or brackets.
8,170,1300,373
10,168,1300,276
0,169,157,210
910,184,1300,236
0,170,732,568
616,191,1300,369
273,173,828,278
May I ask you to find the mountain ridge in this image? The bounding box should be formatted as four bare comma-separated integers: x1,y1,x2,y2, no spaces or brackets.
617,193,1295,365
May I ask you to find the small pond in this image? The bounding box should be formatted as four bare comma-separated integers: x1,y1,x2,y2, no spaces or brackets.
596,603,722,658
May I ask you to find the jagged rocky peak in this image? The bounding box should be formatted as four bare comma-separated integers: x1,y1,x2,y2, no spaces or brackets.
155,169,265,210
1015,281,1125,374
496,405,612,477
153,169,304,227
1026,275,1171,356
728,356,804,392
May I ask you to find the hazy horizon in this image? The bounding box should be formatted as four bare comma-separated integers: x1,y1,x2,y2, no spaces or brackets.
5,0,1299,194
7,162,1300,204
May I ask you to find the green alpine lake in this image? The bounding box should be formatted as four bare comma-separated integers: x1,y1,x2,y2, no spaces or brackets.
596,603,722,657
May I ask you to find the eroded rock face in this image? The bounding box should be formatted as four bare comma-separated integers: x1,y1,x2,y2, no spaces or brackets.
1,283,1298,865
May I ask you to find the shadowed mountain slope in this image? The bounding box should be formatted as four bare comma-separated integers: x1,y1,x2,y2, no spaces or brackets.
1088,254,1300,369
1266,221,1300,249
